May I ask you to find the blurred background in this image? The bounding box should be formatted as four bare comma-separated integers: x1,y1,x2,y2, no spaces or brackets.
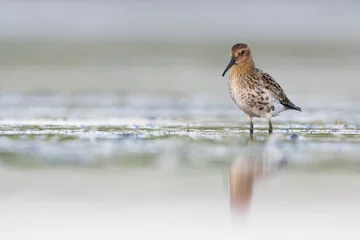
1,1,360,240
1,1,360,100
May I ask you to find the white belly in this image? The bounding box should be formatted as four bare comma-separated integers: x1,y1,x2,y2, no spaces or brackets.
229,85,287,119
229,86,259,117
232,95,260,117
266,93,287,117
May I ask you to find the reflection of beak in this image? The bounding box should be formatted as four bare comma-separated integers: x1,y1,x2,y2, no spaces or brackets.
222,57,236,77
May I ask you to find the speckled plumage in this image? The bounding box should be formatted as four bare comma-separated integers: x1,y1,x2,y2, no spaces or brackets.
222,43,301,133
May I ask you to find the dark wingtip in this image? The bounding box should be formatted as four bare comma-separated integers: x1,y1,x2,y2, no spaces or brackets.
294,105,302,112
293,106,302,112
282,103,302,112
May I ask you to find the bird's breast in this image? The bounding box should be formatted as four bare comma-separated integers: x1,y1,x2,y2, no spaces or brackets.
228,78,285,118
228,79,260,117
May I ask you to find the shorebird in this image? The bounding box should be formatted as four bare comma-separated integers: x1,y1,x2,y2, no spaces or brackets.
222,43,301,133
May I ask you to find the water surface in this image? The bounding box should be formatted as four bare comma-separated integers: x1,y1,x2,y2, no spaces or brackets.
1,39,360,239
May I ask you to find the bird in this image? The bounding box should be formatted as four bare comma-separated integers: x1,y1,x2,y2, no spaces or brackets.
222,43,301,133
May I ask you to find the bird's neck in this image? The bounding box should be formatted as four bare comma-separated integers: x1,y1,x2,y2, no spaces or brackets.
230,60,256,77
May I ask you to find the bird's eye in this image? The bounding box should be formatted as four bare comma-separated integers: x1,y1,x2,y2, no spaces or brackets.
240,50,245,55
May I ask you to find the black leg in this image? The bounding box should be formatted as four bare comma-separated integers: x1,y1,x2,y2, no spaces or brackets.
268,120,273,134
250,121,254,133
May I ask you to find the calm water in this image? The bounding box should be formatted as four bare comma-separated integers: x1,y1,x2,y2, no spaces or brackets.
0,92,359,240
1,37,360,239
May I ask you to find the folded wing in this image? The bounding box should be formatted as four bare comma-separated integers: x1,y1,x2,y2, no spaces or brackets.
257,69,302,112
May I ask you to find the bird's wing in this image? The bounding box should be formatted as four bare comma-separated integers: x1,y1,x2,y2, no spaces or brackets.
257,69,301,111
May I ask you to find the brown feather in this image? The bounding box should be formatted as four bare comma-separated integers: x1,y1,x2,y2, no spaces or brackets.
225,42,302,127
257,71,301,111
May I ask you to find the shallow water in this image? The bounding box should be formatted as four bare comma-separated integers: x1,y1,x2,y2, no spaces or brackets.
0,93,359,239
1,35,360,239
0,93,359,168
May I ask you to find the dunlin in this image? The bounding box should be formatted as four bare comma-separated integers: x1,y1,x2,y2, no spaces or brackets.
222,43,301,133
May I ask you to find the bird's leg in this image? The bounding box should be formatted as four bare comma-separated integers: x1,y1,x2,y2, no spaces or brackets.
268,119,273,134
248,116,254,133
247,116,254,144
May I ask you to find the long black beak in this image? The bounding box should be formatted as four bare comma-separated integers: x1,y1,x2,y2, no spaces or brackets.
222,57,236,77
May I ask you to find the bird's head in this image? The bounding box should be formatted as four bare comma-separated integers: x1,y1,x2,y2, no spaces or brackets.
222,43,254,77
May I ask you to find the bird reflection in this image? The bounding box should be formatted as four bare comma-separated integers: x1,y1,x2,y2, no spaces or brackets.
229,153,258,214
248,131,253,144
229,131,285,216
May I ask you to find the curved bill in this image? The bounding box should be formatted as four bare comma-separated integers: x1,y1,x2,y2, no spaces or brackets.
222,57,236,77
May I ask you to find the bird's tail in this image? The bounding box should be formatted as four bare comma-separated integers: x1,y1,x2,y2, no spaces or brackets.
283,102,302,112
